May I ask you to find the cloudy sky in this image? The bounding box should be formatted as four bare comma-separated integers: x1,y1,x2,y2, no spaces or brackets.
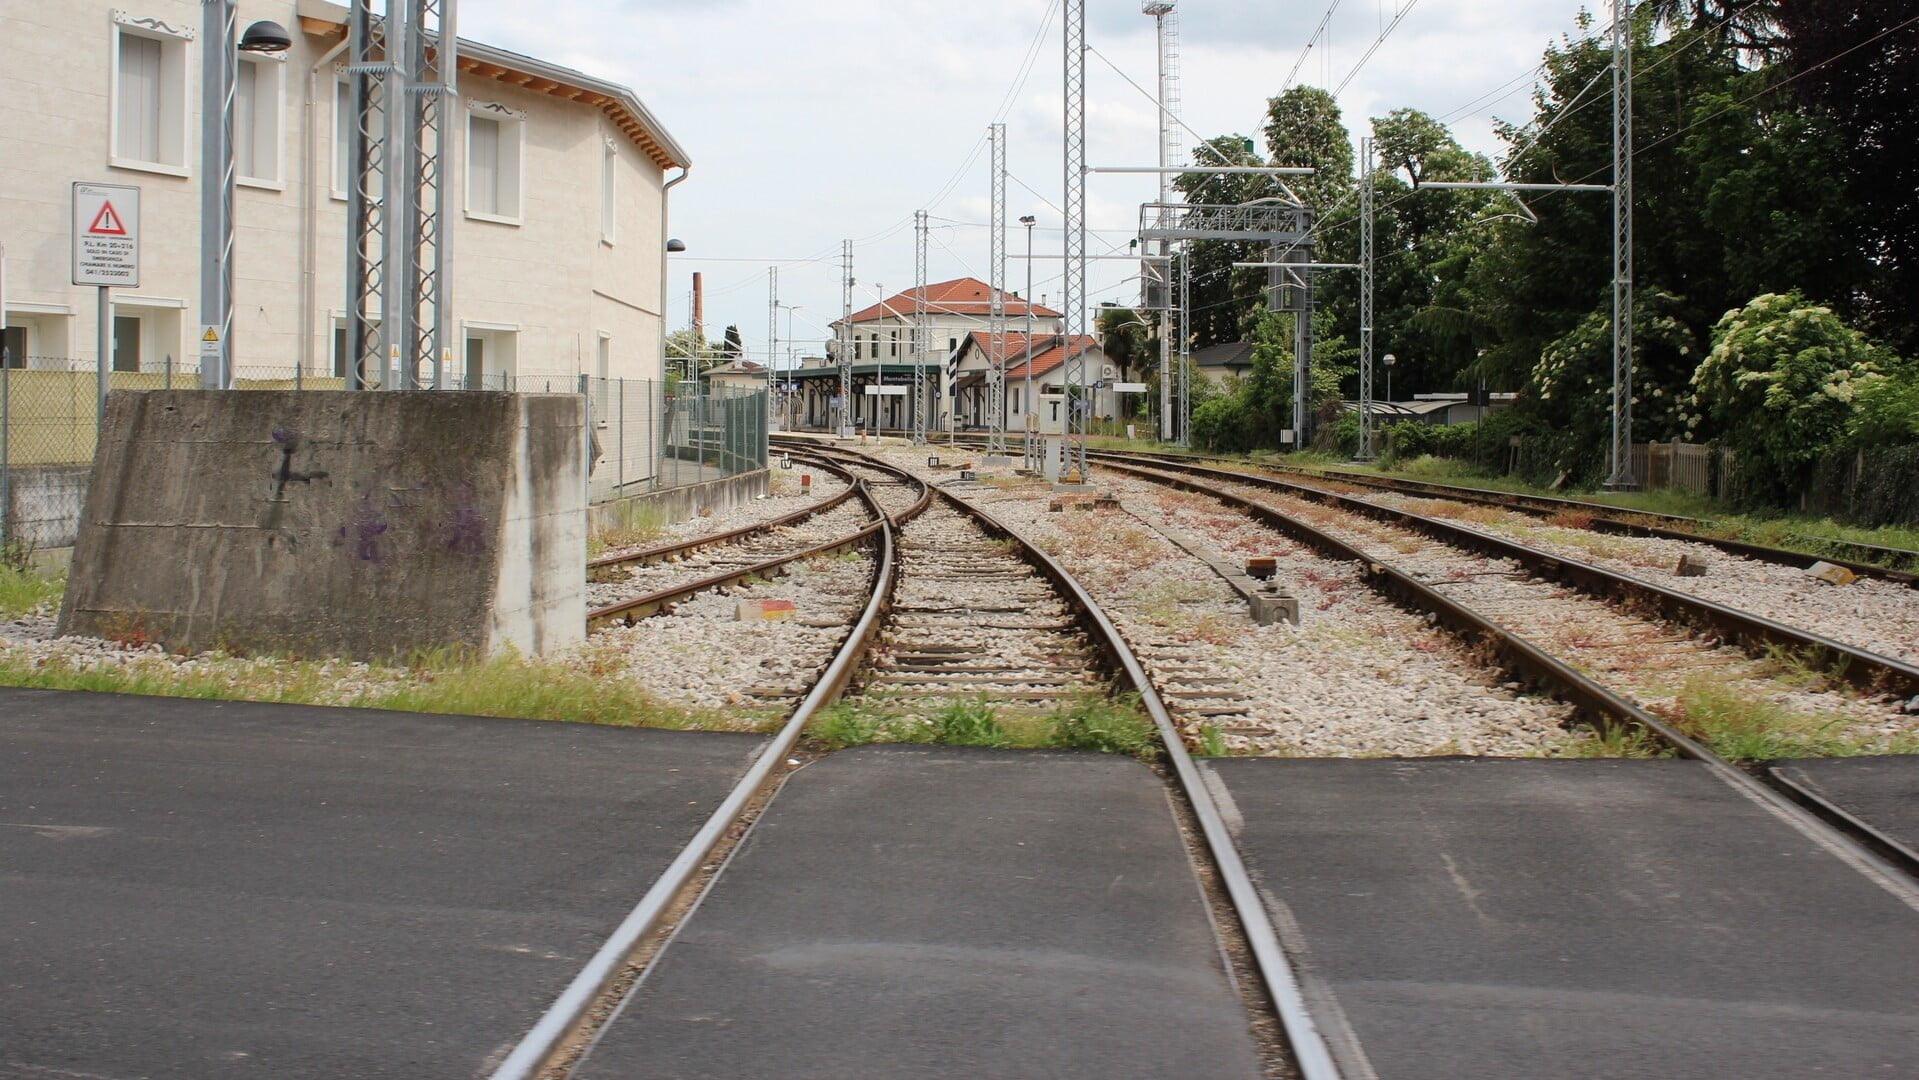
458,1,1609,365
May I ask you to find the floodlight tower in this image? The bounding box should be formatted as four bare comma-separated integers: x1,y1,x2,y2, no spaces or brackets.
987,123,1009,457
1144,0,1179,442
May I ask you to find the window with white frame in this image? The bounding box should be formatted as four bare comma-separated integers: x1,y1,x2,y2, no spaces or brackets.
112,17,191,172
600,139,618,245
235,55,285,185
466,104,524,223
332,76,351,197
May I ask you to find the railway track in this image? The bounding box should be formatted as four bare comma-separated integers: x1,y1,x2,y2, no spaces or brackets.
494,443,1339,1080
1090,451,1919,697
1079,454,1919,877
585,453,857,574
1116,447,1919,583
584,456,925,631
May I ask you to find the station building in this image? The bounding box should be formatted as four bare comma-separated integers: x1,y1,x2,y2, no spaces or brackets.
797,278,1062,432
0,0,689,385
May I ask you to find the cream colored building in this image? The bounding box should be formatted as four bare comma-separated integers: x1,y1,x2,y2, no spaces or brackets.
0,0,689,384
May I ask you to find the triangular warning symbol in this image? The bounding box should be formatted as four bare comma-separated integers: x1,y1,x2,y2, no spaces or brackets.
88,202,128,236
202,327,220,343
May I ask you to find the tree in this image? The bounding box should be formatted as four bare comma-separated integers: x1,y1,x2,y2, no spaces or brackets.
1776,3,1919,355
1688,292,1897,503
720,324,744,362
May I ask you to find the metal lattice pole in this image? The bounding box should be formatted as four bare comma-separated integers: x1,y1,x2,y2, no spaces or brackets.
346,0,389,390
1357,135,1375,460
986,123,1009,457
913,210,929,445
838,239,853,437
404,0,454,389
1146,1,1179,442
1176,244,1191,447
767,265,778,432
1291,221,1315,446
1607,0,1636,487
1062,0,1088,479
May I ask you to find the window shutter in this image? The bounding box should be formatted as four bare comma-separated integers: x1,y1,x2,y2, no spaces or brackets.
470,116,501,214
117,34,162,162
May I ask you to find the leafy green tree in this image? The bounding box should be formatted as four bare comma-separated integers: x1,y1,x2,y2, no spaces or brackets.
720,324,744,362
1688,292,1896,502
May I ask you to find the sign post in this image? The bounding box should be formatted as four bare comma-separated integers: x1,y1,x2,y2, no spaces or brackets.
72,182,141,436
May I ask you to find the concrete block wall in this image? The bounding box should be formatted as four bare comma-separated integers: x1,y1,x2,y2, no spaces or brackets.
60,390,584,660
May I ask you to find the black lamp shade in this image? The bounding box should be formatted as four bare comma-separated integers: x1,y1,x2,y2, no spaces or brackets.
239,20,292,53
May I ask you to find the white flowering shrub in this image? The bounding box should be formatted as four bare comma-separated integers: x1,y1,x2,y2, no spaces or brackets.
1688,292,1896,501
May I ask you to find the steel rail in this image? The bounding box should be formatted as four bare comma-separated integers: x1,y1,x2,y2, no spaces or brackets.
1095,454,1919,698
586,464,932,632
815,448,1344,1080
1242,456,1916,584
586,454,857,573
491,496,907,1080
928,435,1917,583
1095,456,1919,896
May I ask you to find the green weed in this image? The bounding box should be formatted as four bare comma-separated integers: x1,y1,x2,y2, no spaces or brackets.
1051,694,1159,759
1666,677,1917,760
931,699,1012,748
1196,723,1228,757
0,566,64,618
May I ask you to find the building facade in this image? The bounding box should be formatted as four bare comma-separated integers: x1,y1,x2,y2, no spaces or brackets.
0,0,689,384
807,278,1063,432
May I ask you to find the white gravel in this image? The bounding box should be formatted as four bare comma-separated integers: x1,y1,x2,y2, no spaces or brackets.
1149,465,1917,752
1361,491,1919,667
865,447,1584,758
588,498,876,609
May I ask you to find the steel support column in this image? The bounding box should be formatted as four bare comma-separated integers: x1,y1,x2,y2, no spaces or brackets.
1062,0,1088,478
1357,136,1375,460
913,210,929,444
838,239,853,436
1607,0,1636,487
986,123,1008,456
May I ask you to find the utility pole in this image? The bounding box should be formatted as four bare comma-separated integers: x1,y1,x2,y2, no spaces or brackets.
1607,0,1636,488
767,265,778,430
1144,1,1179,442
346,0,454,391
987,122,1009,458
1021,214,1037,465
1177,244,1190,447
199,0,238,389
1062,0,1089,480
913,210,929,445
838,239,853,437
1357,135,1375,460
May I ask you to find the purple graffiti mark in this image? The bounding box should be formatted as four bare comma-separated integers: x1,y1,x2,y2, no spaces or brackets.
333,495,390,563
443,503,489,557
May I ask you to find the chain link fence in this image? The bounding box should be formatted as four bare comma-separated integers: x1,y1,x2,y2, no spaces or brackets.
1,361,768,551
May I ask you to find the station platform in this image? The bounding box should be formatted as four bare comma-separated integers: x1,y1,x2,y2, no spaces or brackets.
1769,754,1919,861
0,688,762,1078
1204,757,1919,1079
576,744,1263,1079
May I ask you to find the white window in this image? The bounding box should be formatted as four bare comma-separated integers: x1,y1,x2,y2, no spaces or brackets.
596,333,612,380
332,77,351,198
600,139,618,245
112,17,191,174
466,105,525,224
235,56,285,187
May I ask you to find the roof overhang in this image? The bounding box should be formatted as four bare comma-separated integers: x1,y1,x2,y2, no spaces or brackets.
297,0,688,170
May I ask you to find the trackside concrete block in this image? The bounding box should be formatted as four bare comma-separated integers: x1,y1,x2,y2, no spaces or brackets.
58,390,585,659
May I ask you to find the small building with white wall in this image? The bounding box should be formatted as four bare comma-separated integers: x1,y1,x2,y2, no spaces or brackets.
0,0,689,384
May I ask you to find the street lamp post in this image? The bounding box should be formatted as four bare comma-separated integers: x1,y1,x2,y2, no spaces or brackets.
199,7,290,389
1383,353,1395,409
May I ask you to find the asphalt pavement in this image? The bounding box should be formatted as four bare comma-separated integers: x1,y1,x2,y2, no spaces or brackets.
0,687,763,1078
1205,757,1919,1079
577,744,1265,1079
1769,754,1919,861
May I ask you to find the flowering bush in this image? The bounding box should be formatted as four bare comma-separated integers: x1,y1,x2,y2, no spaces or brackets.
1688,292,1899,503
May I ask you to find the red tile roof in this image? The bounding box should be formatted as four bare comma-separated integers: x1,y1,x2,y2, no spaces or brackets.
1006,335,1101,380
847,278,1062,324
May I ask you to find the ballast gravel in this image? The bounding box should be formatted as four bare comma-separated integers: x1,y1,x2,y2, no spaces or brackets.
1359,491,1919,667
867,447,1583,758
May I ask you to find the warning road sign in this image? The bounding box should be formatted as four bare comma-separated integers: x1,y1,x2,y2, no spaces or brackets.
72,182,140,287
88,202,129,235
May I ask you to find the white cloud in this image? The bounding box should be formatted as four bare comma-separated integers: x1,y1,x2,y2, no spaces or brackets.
455,0,1603,358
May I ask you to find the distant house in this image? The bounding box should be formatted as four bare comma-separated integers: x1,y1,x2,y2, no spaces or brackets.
805,278,1064,432
701,359,767,395
1193,341,1255,385
1342,392,1519,426
949,332,1112,431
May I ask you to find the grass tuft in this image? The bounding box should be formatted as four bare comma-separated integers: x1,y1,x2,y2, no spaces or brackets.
1051,694,1159,759
1665,676,1918,760
0,566,65,619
